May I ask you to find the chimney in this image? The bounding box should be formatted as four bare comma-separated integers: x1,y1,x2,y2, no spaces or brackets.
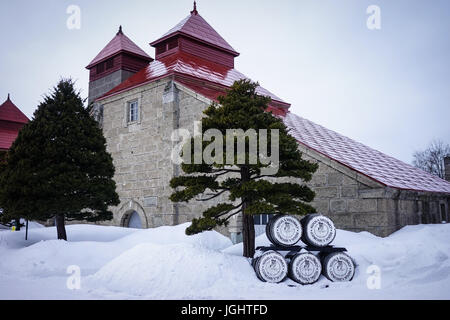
445,156,450,182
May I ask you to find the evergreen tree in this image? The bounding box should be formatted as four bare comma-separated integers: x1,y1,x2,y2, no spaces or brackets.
170,80,318,257
0,79,119,240
0,150,6,163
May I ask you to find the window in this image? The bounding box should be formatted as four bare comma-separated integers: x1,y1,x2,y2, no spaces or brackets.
128,100,139,123
254,214,275,225
441,204,448,222
422,201,430,224
168,38,178,50
96,62,105,74
106,58,114,70
156,44,167,55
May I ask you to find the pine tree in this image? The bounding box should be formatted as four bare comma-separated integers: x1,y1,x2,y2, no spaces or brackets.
0,150,6,163
170,80,318,257
0,79,119,240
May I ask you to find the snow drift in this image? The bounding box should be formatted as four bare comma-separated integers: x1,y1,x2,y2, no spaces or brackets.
88,243,255,299
0,222,450,299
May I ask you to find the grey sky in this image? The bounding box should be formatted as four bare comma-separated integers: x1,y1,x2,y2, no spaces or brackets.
0,0,449,164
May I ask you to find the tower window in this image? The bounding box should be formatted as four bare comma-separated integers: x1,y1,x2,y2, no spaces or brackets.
168,38,178,50
96,63,105,74
156,44,167,55
128,100,139,123
96,58,114,75
106,58,114,70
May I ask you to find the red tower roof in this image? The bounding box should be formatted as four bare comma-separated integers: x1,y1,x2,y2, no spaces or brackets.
150,5,239,56
0,94,29,150
86,26,152,69
0,94,29,124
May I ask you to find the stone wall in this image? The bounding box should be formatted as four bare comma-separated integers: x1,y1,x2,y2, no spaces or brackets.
297,144,450,237
445,157,450,182
99,79,228,231
98,78,450,239
88,69,136,105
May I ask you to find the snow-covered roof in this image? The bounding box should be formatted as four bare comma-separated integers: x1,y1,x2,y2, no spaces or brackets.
150,9,239,56
284,112,450,194
86,27,152,69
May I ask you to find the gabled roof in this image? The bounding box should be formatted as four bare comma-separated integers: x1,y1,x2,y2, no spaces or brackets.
86,27,152,69
150,9,239,56
284,112,450,194
98,51,289,106
0,95,29,124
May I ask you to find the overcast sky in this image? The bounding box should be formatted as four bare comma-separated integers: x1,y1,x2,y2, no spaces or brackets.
0,0,449,164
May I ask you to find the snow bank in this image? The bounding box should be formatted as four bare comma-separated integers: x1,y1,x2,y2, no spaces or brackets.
0,222,449,299
116,223,232,251
88,243,254,299
0,223,231,278
335,224,450,291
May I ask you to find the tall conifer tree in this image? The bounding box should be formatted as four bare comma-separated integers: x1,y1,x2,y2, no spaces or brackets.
170,80,318,257
0,79,119,240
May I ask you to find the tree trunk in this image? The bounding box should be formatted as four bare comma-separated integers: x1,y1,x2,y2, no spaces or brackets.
242,203,255,258
14,219,21,231
55,214,67,241
241,166,255,258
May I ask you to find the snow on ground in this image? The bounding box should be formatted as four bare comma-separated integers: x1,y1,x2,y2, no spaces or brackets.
0,222,449,300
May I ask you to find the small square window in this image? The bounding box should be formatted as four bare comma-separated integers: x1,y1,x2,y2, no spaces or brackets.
128,100,139,123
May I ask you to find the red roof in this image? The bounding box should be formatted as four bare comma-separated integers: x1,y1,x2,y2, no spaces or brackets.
98,51,289,106
0,121,25,150
0,96,29,150
150,10,239,56
87,27,152,69
0,95,29,124
94,7,450,195
283,112,450,194
175,79,288,116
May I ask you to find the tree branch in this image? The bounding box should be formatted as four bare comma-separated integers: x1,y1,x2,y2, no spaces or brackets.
196,189,228,202
223,209,243,223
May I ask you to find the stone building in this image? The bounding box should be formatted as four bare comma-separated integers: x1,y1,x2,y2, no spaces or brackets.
87,5,450,241
445,157,450,182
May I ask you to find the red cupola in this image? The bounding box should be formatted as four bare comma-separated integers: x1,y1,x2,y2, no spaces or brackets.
86,26,153,104
150,2,239,68
0,94,29,151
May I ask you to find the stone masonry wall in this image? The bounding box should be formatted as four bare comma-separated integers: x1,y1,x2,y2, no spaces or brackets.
296,144,450,237
88,70,135,105
98,78,449,239
98,79,233,232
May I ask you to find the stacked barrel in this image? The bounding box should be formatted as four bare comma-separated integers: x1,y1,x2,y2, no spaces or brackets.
253,214,356,285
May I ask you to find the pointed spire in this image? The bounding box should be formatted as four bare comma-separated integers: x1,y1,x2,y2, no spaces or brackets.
7,93,10,101
191,1,198,15
117,25,123,35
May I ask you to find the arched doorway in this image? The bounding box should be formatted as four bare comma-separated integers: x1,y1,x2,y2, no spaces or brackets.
117,200,148,229
122,211,143,229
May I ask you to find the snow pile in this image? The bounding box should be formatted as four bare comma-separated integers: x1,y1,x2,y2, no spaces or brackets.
335,225,450,291
88,243,254,299
0,222,450,299
0,223,231,278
